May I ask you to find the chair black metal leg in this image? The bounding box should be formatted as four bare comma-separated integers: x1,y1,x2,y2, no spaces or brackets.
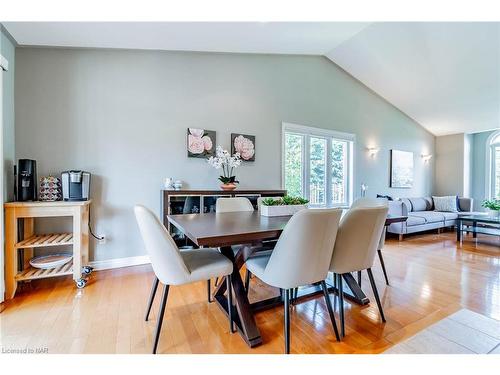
227,275,234,333
284,289,291,354
244,270,251,295
152,284,170,354
337,273,345,338
366,268,386,322
357,271,362,287
214,277,219,287
320,281,340,341
377,249,390,285
145,276,159,321
207,280,212,303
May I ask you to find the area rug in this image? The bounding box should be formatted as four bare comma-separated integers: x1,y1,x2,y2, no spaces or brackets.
384,309,500,354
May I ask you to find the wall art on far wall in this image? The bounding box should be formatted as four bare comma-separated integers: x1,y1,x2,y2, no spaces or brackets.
187,128,216,158
231,133,255,161
390,149,414,188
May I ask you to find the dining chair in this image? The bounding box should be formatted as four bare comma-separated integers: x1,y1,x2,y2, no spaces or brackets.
245,208,343,354
134,205,234,354
352,198,390,286
329,198,389,338
215,197,273,296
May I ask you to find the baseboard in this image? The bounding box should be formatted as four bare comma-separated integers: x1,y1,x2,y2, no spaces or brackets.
89,255,150,271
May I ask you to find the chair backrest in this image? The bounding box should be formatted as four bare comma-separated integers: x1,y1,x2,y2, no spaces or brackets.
351,197,388,208
216,197,254,213
134,205,191,285
262,208,343,289
330,200,388,274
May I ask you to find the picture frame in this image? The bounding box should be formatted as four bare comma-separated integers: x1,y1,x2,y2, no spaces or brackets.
231,133,255,161
390,149,414,188
187,128,216,158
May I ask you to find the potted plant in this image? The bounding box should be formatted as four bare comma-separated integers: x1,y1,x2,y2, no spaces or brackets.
260,196,309,217
482,199,500,217
207,146,242,191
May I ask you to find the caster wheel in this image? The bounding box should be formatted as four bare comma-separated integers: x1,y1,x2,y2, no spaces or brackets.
82,266,94,275
76,279,87,289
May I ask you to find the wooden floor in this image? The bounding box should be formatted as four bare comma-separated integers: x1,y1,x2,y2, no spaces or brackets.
1,231,499,354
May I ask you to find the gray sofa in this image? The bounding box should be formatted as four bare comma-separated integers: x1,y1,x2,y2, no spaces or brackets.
387,197,475,240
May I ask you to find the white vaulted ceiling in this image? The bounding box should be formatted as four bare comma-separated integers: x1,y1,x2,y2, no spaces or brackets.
2,22,369,55
3,21,500,135
326,22,500,136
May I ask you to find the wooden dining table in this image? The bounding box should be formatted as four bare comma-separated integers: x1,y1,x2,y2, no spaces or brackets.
167,211,407,348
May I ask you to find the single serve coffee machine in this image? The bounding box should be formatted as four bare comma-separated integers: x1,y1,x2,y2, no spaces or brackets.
62,170,91,201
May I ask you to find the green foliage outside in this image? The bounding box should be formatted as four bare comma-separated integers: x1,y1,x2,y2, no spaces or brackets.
284,133,346,203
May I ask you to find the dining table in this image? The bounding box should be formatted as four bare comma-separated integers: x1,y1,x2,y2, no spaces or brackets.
167,210,407,348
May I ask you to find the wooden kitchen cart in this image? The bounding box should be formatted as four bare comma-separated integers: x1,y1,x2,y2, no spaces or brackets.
4,200,93,299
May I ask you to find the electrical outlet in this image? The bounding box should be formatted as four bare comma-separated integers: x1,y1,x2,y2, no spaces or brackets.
98,236,106,245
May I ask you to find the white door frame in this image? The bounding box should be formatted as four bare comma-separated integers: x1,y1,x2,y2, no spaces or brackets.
0,53,7,303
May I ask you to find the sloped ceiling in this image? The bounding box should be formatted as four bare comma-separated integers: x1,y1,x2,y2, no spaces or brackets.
326,22,500,136
3,21,499,136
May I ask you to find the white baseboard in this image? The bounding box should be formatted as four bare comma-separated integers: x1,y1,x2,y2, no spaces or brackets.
89,255,150,271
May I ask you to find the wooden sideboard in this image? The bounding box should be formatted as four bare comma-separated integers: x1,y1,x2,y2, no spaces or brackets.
161,189,286,247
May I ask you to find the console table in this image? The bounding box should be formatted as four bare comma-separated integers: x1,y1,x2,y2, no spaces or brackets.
161,189,286,247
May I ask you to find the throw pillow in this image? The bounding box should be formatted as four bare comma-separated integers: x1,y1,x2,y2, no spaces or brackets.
433,195,458,212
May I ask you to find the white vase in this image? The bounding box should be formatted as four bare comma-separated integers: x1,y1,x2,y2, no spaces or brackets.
487,209,500,218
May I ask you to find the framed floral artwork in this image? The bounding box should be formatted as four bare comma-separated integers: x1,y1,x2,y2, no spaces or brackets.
231,133,255,161
187,128,216,158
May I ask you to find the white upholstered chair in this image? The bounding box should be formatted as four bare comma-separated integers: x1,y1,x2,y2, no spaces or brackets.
351,198,390,286
329,198,389,337
216,197,254,212
245,208,343,353
215,197,273,295
134,205,234,354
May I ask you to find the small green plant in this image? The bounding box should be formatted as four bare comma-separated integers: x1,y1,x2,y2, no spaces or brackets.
261,196,309,206
482,199,500,211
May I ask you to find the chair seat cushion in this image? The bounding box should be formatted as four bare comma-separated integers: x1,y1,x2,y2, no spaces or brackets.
409,211,445,224
245,254,271,281
181,248,233,283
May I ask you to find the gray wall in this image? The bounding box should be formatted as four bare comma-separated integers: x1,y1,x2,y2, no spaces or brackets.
15,48,435,261
435,133,466,196
1,27,15,202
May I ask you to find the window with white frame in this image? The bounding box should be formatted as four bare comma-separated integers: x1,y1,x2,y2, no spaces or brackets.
282,123,354,207
489,131,500,199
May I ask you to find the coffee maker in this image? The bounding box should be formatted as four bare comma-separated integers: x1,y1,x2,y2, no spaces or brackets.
16,159,37,201
62,171,91,201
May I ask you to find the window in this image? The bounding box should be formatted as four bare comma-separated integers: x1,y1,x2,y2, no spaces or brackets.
282,123,354,207
490,131,500,199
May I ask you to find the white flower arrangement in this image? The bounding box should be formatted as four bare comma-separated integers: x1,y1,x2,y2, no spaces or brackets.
207,146,242,184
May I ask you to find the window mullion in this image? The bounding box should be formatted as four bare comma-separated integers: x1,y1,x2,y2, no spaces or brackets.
304,135,310,201
326,138,332,206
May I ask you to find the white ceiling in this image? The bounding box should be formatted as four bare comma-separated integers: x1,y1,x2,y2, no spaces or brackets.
2,22,369,55
3,22,499,136
326,22,500,136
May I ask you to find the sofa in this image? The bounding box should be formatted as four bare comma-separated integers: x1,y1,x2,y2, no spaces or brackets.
387,196,476,240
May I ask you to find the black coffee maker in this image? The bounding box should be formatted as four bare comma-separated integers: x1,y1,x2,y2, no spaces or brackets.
15,159,37,201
